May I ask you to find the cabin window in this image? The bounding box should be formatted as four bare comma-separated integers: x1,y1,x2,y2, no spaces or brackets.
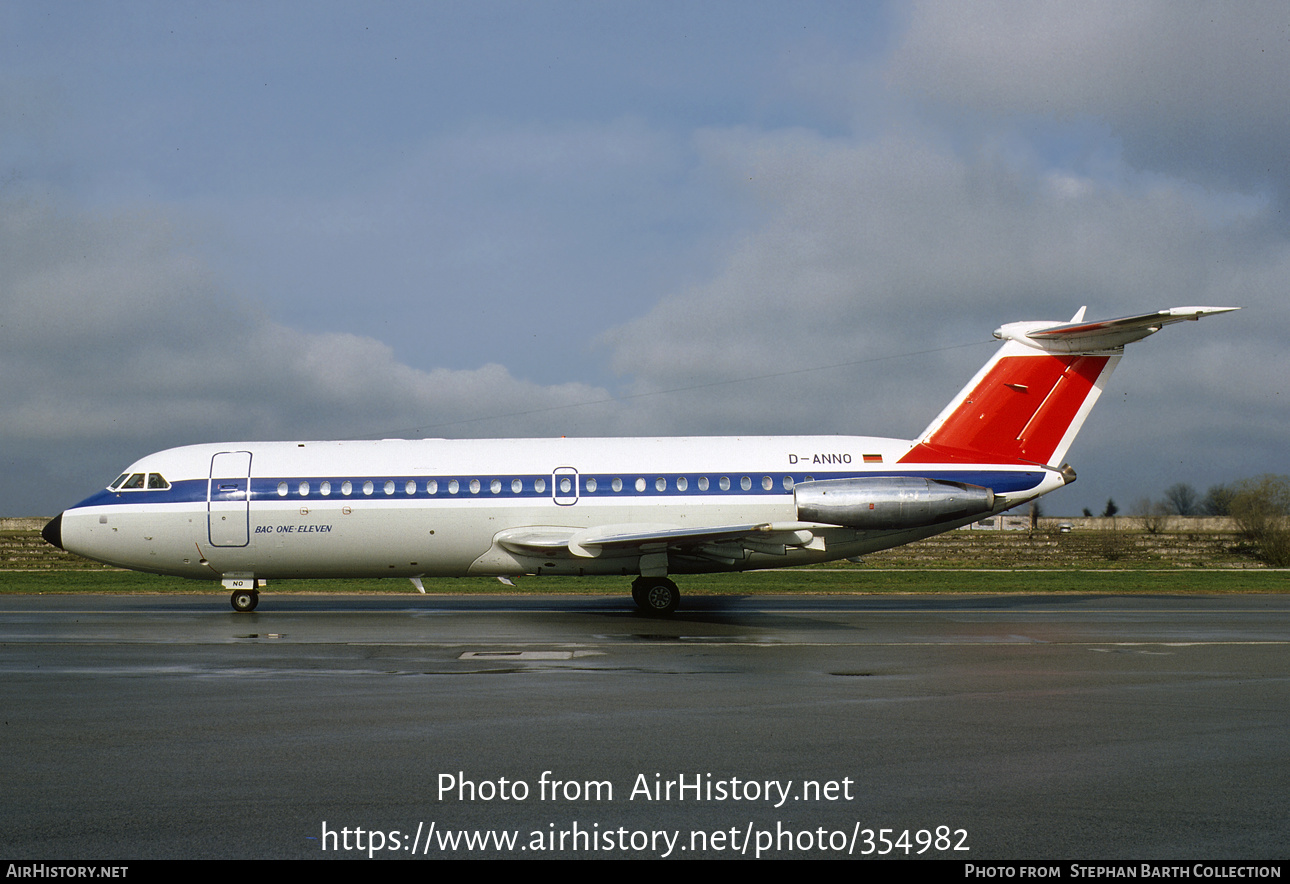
676,476,688,491
320,481,331,496
585,477,597,492
362,481,374,496
612,477,623,492
385,480,396,496
698,476,709,491
655,477,667,492
490,479,501,494
535,478,547,494
299,482,310,496
277,482,288,497
511,478,523,493
635,477,646,493
427,480,438,495
405,481,416,495
448,480,460,494
341,481,353,496
719,476,730,491
469,479,481,494
559,477,573,494
762,476,773,491
782,475,794,490
741,476,752,491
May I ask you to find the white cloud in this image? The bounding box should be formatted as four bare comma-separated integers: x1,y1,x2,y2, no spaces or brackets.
599,123,1285,508
0,196,622,512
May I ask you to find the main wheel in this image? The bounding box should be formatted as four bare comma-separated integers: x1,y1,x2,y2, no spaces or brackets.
632,577,679,616
230,588,259,613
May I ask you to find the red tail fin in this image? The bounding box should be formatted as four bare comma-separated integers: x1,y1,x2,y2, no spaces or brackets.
898,306,1237,468
899,349,1117,466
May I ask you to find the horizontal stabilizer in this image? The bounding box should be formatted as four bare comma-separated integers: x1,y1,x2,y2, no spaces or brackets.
996,306,1238,354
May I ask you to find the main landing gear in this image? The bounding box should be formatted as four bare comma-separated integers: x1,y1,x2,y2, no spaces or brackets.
631,576,679,616
230,588,259,613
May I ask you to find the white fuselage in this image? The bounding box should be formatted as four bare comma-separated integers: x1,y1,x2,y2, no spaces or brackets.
56,435,1058,582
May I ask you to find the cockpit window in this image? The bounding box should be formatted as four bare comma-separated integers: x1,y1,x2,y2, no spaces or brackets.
110,472,170,491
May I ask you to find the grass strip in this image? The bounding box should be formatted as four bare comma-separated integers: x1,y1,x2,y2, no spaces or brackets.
1,568,1284,596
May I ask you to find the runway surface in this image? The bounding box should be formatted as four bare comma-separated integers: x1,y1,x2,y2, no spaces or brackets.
2,592,1287,859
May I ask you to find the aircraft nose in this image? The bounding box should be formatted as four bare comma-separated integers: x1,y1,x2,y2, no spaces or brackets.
42,513,64,550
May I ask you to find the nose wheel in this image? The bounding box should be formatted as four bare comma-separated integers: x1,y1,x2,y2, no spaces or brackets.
230,588,259,613
631,576,679,616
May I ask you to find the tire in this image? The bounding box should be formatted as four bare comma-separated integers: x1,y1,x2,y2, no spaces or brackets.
230,588,259,613
633,577,679,616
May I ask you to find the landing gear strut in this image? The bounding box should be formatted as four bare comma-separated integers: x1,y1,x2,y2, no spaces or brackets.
632,576,679,616
230,588,259,613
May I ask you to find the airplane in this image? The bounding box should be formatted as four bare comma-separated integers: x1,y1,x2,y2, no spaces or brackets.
42,305,1236,614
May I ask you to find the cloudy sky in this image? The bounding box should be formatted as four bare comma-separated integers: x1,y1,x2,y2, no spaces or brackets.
3,1,1285,518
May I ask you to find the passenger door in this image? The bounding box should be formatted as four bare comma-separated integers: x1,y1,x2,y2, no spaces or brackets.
208,451,252,547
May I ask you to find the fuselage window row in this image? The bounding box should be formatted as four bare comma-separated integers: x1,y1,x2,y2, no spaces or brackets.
153,473,821,500
200,473,821,500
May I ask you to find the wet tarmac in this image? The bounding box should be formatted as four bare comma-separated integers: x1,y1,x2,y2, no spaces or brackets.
2,593,1287,859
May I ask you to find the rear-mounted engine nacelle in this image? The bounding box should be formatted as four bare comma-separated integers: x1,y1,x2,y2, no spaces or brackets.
794,477,996,530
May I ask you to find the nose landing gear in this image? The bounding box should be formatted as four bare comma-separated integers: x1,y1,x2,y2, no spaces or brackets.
230,588,259,613
223,576,263,613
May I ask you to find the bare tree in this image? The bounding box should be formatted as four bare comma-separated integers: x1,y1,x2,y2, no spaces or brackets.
1163,482,1200,516
1230,475,1290,566
1132,497,1170,534
1201,483,1236,516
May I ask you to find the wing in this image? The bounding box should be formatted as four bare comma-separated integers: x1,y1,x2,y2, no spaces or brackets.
494,522,826,566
